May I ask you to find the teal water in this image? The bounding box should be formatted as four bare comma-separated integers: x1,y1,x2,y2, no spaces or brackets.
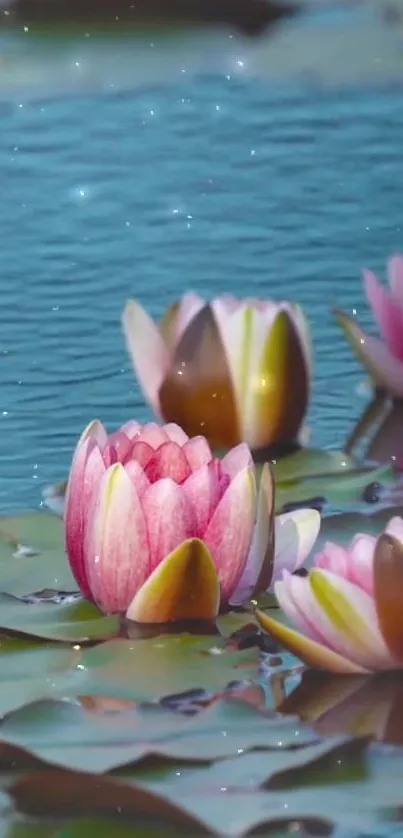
1,56,403,512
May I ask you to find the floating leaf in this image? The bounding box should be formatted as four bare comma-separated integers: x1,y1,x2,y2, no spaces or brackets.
70,635,260,703
0,514,75,597
0,696,318,773
0,636,80,717
275,463,396,513
272,448,357,483
8,769,208,829
0,594,119,643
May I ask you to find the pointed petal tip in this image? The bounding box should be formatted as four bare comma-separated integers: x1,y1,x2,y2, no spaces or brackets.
78,418,107,447
126,537,220,624
254,609,369,674
121,299,170,414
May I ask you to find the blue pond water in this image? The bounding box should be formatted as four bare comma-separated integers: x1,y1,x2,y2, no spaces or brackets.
0,65,403,512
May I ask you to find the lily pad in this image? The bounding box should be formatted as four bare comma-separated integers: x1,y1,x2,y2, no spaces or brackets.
0,594,119,643
273,455,396,513
0,696,318,773
69,635,260,702
0,636,81,717
272,448,357,483
5,735,376,835
0,513,75,597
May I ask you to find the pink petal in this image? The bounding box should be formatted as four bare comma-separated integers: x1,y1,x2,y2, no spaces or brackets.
363,268,403,361
103,432,133,466
120,420,141,440
221,443,254,479
142,478,197,571
175,292,206,345
388,254,403,304
212,294,242,315
85,464,150,613
136,422,169,449
122,301,170,415
229,463,273,606
335,308,403,397
271,508,321,586
274,573,326,643
182,462,224,536
78,419,108,448
385,516,403,543
203,466,256,603
182,436,213,470
145,441,192,485
163,423,189,445
314,541,351,576
64,437,105,598
278,570,393,670
348,534,376,594
125,460,150,498
309,569,395,670
130,441,155,469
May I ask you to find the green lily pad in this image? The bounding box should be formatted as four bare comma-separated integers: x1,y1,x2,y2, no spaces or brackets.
274,462,396,512
5,735,373,835
52,820,202,838
0,594,119,643
0,816,62,838
69,635,260,702
0,513,75,596
272,448,357,483
0,696,318,773
0,636,81,717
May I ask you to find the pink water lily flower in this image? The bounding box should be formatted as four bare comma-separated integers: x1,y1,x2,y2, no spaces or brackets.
122,293,311,452
256,517,403,674
335,254,403,397
65,419,320,624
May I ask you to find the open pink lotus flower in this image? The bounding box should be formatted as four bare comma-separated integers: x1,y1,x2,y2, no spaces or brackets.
122,293,311,451
335,254,403,397
65,419,320,624
256,517,403,674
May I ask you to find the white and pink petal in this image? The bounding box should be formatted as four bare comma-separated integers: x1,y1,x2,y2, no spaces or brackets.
203,466,256,604
122,301,170,415
84,463,150,613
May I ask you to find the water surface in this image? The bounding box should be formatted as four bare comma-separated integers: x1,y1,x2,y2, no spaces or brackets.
1,56,403,511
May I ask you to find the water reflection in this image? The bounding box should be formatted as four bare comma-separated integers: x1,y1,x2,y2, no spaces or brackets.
345,392,403,470
279,669,403,746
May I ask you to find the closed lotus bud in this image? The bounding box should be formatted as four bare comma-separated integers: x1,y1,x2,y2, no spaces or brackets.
122,294,311,452
64,419,320,624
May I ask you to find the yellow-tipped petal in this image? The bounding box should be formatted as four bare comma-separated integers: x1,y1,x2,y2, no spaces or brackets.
159,305,241,447
255,609,369,674
309,569,394,670
126,538,220,624
159,301,181,350
251,310,309,449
